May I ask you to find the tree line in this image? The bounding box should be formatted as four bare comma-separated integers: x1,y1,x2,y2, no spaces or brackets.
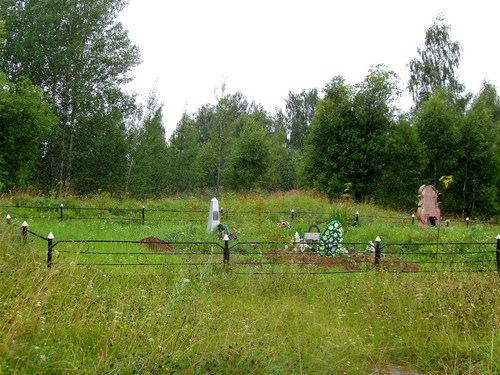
0,3,498,218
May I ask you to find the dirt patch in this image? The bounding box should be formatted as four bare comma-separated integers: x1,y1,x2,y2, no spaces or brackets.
263,250,419,272
140,237,177,252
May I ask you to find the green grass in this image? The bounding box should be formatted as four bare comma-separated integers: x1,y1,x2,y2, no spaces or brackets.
1,191,499,374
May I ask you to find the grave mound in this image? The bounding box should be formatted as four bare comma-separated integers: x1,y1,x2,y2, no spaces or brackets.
140,237,177,252
264,250,419,272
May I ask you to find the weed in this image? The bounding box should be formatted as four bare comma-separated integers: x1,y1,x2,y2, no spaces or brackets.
0,192,499,374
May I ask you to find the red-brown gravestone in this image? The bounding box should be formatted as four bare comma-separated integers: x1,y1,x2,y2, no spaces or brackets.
417,185,441,228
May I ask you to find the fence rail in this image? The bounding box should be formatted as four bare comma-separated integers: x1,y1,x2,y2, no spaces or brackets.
15,224,500,275
2,204,498,227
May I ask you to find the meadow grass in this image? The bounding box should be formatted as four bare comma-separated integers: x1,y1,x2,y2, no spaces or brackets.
1,191,499,374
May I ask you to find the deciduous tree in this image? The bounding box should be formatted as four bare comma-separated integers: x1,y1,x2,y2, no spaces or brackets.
453,82,500,216
284,89,318,151
304,66,400,199
0,0,140,192
414,88,461,189
0,73,56,189
126,90,168,198
166,113,202,193
225,115,271,192
408,14,465,107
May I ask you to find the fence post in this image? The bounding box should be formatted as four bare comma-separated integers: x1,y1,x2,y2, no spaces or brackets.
60,204,64,221
411,214,415,225
6,214,12,225
375,236,382,268
22,221,29,243
47,232,54,268
220,207,224,220
496,234,500,273
466,217,470,228
142,205,145,225
223,234,230,265
355,211,360,226
291,209,295,221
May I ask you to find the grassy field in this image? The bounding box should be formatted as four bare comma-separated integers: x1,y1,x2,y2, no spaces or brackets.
0,191,499,374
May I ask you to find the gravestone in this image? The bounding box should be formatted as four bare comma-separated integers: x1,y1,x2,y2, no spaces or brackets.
304,224,321,242
416,185,441,228
206,197,220,234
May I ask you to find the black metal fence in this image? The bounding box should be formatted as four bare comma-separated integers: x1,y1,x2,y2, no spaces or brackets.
2,204,497,227
18,224,500,275
2,205,206,223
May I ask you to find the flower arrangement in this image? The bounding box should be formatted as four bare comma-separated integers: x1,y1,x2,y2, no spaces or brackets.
291,231,311,253
317,220,344,257
366,241,376,253
276,220,290,229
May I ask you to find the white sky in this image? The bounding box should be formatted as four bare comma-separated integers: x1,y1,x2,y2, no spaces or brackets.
119,0,500,138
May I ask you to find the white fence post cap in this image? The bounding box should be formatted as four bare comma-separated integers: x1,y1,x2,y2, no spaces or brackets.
356,211,359,215
22,221,29,227
223,234,229,241
48,232,54,240
60,203,64,207
496,234,500,240
375,236,382,242
6,214,11,219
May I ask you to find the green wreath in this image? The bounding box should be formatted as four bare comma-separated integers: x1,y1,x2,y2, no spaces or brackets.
317,220,344,257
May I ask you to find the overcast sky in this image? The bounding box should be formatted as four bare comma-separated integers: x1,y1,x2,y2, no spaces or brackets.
119,0,500,138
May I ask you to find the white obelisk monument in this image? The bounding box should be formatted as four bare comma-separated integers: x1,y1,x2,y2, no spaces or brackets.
206,197,220,234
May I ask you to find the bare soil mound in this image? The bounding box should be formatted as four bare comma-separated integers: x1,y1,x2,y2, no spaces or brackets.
140,237,177,252
264,250,419,272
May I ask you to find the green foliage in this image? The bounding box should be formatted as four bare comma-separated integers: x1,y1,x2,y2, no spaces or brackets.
0,73,56,189
452,82,500,217
327,202,355,225
408,14,465,106
198,89,249,192
164,87,292,194
225,115,272,191
71,107,130,194
0,0,140,192
414,88,462,192
284,88,318,151
166,113,203,193
377,116,428,209
126,89,168,198
303,66,399,200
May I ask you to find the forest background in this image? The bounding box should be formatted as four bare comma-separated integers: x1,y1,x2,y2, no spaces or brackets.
0,0,499,218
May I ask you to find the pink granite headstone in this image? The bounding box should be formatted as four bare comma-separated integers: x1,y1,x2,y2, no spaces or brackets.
417,185,441,228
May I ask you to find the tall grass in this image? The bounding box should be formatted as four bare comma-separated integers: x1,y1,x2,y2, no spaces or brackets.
1,192,499,374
